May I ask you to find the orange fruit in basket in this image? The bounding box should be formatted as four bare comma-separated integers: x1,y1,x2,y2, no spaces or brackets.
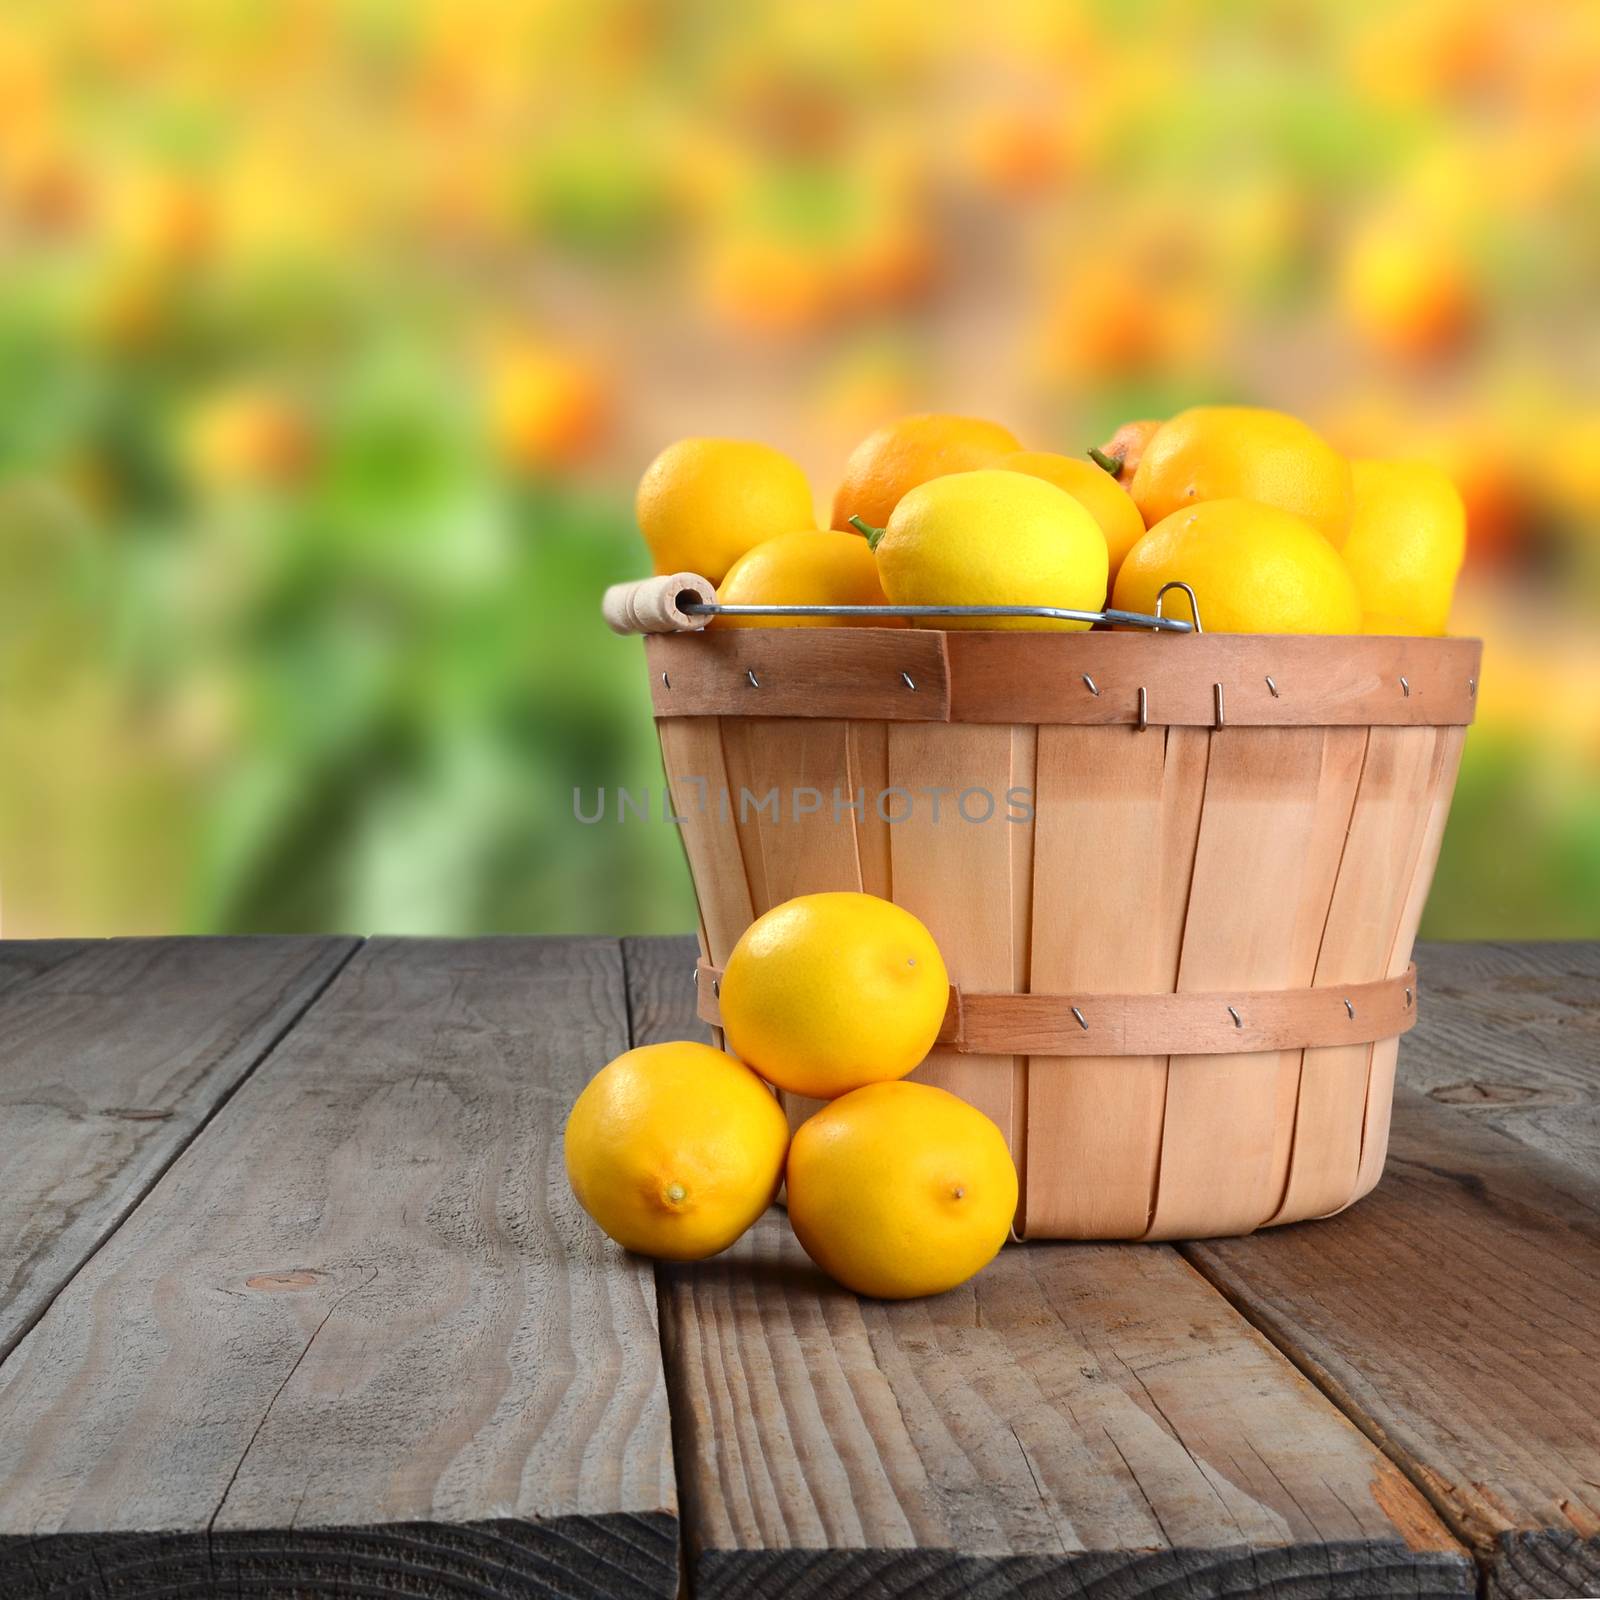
1000,450,1144,584
1092,418,1163,483
715,529,900,628
786,1081,1017,1299
1114,498,1362,634
872,469,1108,630
829,412,1022,533
720,892,949,1100
1340,461,1466,635
564,1042,788,1260
636,438,815,584
1130,406,1353,541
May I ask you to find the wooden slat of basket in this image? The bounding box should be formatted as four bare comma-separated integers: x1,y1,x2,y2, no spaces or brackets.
721,717,861,1136
1146,727,1368,1240
1025,725,1207,1238
657,717,752,1050
1347,724,1467,1206
1271,727,1446,1224
845,722,892,899
887,722,1028,1162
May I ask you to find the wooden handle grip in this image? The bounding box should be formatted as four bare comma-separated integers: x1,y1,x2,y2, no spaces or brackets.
602,573,717,634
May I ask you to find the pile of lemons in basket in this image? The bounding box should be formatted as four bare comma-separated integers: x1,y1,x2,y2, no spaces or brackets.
635,407,1465,634
565,891,1018,1300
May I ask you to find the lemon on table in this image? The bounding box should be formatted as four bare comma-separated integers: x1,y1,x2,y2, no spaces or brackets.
1130,406,1353,541
636,438,815,583
869,468,1109,630
1341,460,1466,636
786,1081,1018,1299
564,1041,789,1260
1001,449,1145,584
715,529,899,628
1113,497,1362,634
720,892,948,1100
830,413,1022,533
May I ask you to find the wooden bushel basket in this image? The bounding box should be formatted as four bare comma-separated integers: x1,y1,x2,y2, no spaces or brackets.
643,621,1480,1241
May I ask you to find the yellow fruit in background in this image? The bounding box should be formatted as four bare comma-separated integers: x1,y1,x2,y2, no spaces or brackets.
636,438,815,583
1130,406,1353,540
1001,450,1145,584
720,892,949,1100
715,529,900,628
1342,460,1466,635
786,1081,1018,1299
1114,497,1362,634
871,469,1108,630
564,1041,789,1260
1339,214,1475,362
830,413,1022,533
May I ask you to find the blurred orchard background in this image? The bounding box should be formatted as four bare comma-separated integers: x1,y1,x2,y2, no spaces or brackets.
1,0,1597,939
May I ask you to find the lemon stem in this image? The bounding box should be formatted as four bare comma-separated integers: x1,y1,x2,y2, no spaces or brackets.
665,1182,687,1205
848,513,887,551
1087,446,1124,478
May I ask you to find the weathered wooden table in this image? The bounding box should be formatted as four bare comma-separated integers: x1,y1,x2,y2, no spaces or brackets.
0,937,1594,1599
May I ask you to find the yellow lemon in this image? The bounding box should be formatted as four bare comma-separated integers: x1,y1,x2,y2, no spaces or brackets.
1113,498,1362,634
1130,406,1353,541
1341,460,1466,636
564,1041,789,1260
830,412,1022,533
786,1081,1018,1299
715,529,899,628
869,469,1108,630
1000,450,1146,584
720,892,948,1100
636,438,815,583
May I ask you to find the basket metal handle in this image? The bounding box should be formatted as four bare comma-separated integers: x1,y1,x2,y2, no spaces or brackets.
604,573,1204,634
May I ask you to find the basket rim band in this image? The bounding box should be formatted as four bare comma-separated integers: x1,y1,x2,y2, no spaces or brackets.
646,631,1481,727
694,961,1420,1057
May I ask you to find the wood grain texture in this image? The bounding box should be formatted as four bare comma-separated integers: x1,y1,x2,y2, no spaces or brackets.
0,940,88,997
1400,941,1600,1182
0,938,678,1600
1026,725,1206,1237
1186,1081,1600,1600
1149,728,1367,1239
944,632,1482,726
1271,728,1445,1224
649,627,952,720
886,722,1029,1162
625,935,1473,1600
1350,727,1467,1205
0,936,356,1364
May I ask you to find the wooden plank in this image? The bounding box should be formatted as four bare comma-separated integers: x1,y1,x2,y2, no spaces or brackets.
0,938,679,1599
0,935,356,1364
1187,1084,1600,1600
625,934,1474,1600
1399,941,1600,1182
0,939,88,998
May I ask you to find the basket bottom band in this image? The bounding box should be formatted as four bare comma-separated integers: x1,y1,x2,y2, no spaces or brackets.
693,961,1419,1058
